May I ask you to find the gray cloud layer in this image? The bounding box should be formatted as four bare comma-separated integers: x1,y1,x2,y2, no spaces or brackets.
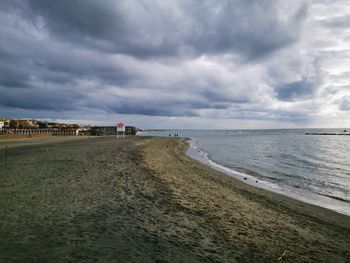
23,0,306,59
0,0,349,127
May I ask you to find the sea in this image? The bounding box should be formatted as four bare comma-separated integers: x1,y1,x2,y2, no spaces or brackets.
138,129,350,216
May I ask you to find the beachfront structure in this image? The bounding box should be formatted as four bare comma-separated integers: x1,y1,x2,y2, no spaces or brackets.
0,128,80,136
90,126,116,136
38,121,49,129
0,117,81,130
125,126,137,135
90,126,137,136
0,117,138,137
0,117,88,137
9,119,38,129
117,122,125,137
0,118,10,128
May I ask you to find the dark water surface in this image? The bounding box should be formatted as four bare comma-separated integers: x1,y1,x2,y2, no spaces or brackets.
139,129,350,216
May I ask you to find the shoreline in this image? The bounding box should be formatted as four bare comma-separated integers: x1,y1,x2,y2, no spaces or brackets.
142,137,350,223
185,138,350,217
1,136,349,262
141,137,350,261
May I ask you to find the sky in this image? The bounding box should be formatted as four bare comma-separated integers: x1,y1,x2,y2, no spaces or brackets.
0,0,350,129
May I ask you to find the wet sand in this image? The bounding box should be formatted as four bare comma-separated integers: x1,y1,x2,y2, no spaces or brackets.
0,136,349,262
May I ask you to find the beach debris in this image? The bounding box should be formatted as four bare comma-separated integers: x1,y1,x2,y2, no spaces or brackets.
278,250,292,263
244,177,247,180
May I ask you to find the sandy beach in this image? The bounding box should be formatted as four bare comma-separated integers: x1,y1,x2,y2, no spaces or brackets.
0,136,349,262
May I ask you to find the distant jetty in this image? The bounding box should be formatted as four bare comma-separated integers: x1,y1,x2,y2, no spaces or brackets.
305,132,350,136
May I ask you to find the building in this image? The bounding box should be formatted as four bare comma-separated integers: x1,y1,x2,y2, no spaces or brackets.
0,117,83,137
4,119,10,128
90,126,116,136
90,126,137,136
38,121,49,129
9,119,38,129
125,126,137,135
0,117,11,128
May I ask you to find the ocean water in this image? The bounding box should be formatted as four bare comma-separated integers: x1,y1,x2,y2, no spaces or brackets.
138,129,350,216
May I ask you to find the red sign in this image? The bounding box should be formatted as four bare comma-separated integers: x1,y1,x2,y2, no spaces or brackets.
116,122,125,127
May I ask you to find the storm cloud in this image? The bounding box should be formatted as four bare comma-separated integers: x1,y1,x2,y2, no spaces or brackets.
0,0,349,128
20,0,306,59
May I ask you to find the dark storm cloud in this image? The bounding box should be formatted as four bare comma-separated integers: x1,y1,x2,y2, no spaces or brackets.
108,103,198,117
275,79,316,101
201,90,250,104
0,84,87,111
21,0,307,59
2,0,332,125
85,93,232,117
0,64,31,88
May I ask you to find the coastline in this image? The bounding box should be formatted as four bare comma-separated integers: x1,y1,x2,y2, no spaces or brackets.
186,138,350,216
141,137,350,262
1,136,349,262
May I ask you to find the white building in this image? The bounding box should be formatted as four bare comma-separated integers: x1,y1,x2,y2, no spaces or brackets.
0,121,4,130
